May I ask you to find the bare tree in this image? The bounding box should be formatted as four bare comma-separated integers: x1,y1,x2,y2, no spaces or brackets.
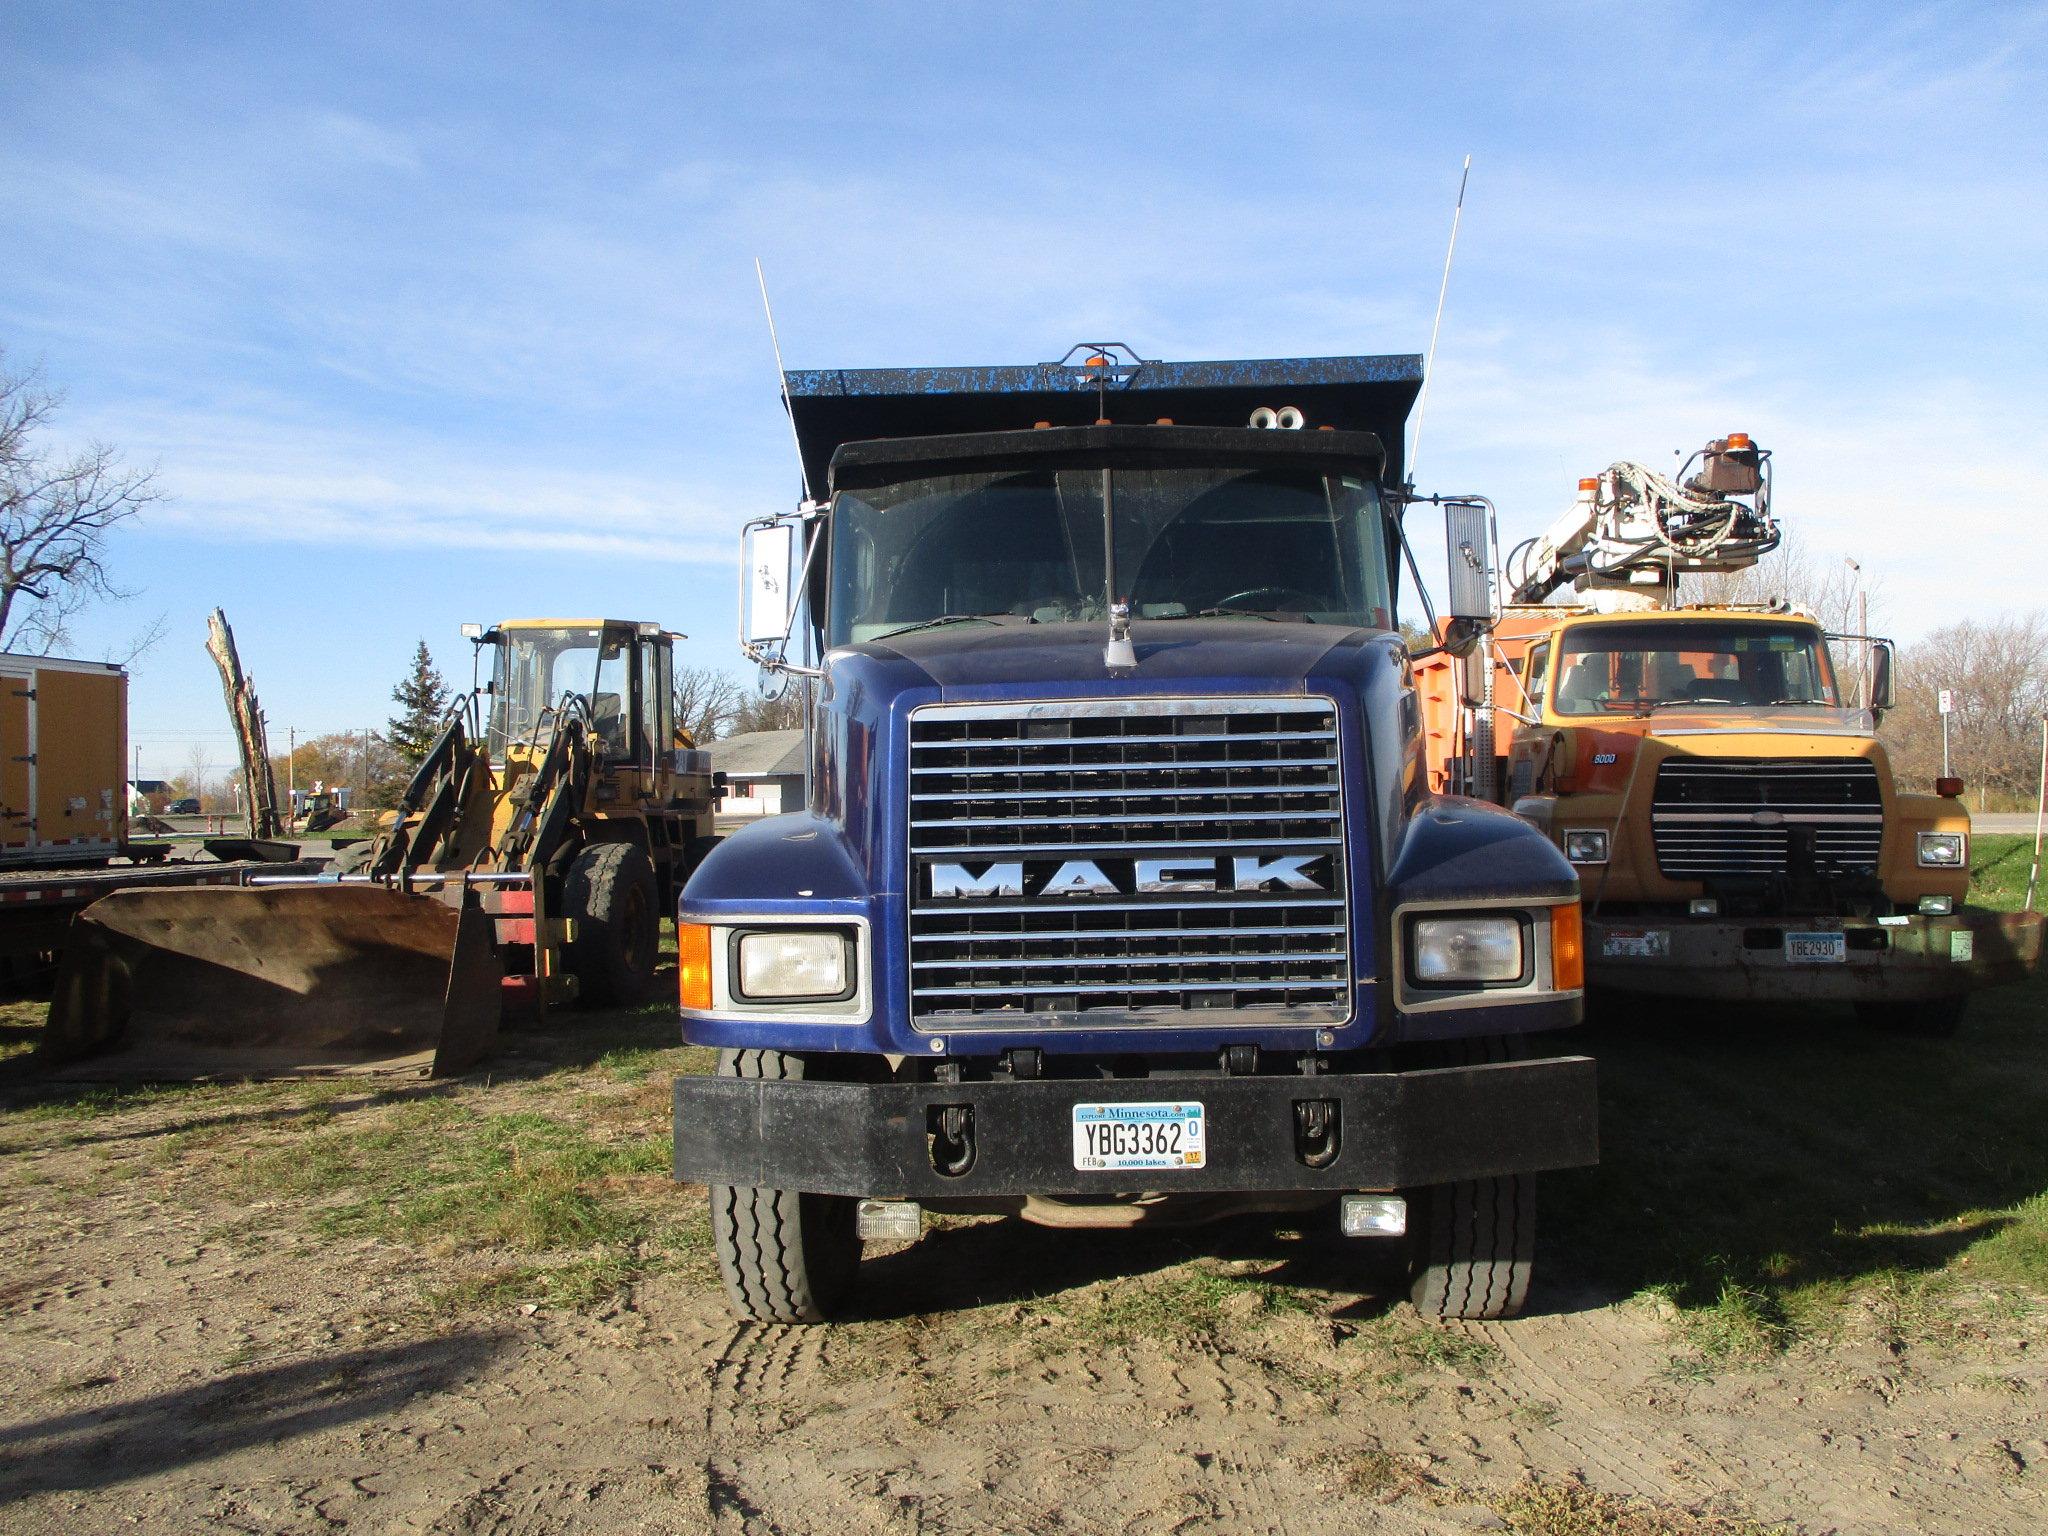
674,665,746,743
1883,614,2048,805
180,743,212,810
0,350,164,654
732,683,807,734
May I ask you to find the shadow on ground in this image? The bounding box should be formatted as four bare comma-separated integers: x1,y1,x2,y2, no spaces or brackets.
0,1331,512,1505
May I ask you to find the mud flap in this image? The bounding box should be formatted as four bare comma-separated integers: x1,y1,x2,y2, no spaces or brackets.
38,885,504,1079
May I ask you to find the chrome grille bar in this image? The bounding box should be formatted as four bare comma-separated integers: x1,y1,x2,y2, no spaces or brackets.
907,697,1350,1030
1651,756,1884,879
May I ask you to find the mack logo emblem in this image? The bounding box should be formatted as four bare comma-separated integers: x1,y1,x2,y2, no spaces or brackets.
928,854,1329,900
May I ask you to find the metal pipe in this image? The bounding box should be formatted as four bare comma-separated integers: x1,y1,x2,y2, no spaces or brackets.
245,871,534,888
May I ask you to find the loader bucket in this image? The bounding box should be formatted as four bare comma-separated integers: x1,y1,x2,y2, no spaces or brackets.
39,885,503,1079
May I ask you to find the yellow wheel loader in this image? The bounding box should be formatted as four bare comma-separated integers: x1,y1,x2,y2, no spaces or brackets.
41,620,722,1078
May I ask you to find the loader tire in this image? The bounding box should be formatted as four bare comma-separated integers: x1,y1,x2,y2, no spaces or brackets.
1407,1034,1536,1320
709,1049,861,1323
565,842,660,1007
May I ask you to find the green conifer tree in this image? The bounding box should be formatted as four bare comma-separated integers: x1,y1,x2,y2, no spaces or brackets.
385,639,451,770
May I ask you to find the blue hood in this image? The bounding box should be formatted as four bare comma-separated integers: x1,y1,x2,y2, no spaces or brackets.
863,616,1363,692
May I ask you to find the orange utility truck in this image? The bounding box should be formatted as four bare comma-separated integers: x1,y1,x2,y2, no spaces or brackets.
1419,436,2041,1033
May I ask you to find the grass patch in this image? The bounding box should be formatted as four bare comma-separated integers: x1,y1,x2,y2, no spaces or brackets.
228,1098,705,1311
1344,1312,1502,1380
1488,1474,1795,1536
1549,834,2048,1359
1052,1261,1318,1347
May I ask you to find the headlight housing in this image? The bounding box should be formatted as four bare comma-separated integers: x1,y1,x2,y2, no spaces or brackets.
1916,832,1965,868
1411,915,1525,985
1562,828,1610,865
734,929,854,1000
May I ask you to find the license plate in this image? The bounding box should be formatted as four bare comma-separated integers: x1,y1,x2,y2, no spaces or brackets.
1602,928,1670,959
1785,931,1847,964
1072,1101,1206,1172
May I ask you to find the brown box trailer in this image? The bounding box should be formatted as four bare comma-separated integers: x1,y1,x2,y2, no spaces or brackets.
0,655,128,869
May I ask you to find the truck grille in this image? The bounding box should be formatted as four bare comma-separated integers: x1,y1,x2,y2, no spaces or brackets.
1651,756,1884,879
907,698,1350,1030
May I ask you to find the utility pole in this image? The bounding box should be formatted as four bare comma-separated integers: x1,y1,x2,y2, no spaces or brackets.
287,726,297,811
1844,556,1867,707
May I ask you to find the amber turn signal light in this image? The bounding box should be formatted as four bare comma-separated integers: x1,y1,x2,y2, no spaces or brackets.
1550,903,1585,992
678,922,714,1010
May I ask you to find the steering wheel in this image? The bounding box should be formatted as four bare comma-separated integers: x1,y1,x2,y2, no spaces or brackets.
1210,586,1322,613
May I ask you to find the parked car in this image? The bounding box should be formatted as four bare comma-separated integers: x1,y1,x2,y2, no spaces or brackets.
166,798,201,816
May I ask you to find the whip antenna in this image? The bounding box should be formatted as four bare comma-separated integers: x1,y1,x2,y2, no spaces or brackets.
755,257,814,503
1408,154,1471,483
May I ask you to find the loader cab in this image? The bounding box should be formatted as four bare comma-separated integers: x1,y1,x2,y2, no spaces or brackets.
484,620,675,769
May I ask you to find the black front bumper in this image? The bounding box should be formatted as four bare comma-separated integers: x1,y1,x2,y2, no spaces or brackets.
673,1056,1599,1199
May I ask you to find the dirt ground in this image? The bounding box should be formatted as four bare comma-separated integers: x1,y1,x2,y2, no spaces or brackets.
2,842,2044,1534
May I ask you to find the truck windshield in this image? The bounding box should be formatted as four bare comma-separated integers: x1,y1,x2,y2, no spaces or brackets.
826,464,1391,645
1551,620,1842,715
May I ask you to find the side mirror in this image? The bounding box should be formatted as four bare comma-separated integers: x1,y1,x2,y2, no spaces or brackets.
1442,500,1494,622
740,520,798,650
1869,640,1896,712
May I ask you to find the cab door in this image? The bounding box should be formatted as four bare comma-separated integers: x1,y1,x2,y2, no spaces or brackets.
1505,639,1552,801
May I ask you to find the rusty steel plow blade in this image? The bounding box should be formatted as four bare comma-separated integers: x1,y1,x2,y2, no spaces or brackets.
40,885,502,1079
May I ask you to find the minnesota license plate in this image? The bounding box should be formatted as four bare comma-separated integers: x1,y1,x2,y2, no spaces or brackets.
1072,1101,1206,1172
1785,931,1847,964
1602,928,1670,959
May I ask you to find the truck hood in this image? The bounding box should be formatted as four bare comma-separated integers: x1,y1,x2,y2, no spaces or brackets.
1627,703,1878,740
851,617,1361,692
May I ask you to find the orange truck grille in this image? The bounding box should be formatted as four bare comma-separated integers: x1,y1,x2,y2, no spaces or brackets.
1650,757,1883,880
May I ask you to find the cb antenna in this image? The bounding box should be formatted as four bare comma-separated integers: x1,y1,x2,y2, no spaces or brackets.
755,257,814,503
1408,154,1471,484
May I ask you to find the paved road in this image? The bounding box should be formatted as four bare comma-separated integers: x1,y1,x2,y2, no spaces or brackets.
1977,813,2045,835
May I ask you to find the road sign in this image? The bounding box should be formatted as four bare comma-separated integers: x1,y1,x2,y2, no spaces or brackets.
1939,689,1954,715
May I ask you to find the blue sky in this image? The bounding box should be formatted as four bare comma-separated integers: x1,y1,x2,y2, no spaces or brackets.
3,2,2043,779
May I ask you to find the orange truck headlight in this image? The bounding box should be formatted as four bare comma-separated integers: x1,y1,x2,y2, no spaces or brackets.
678,921,714,1010
1550,903,1584,992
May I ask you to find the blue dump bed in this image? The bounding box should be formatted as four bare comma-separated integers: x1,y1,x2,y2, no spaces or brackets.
784,353,1424,497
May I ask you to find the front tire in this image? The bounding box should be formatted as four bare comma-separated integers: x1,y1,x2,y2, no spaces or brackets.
1408,1173,1536,1320
708,1049,862,1323
1406,1033,1537,1320
564,842,660,1007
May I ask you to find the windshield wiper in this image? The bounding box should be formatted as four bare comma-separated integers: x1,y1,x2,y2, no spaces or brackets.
1647,696,1737,710
1765,697,1831,706
1153,607,1315,623
873,613,1032,640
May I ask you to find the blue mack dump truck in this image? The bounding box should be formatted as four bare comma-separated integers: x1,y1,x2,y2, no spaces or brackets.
674,349,1597,1323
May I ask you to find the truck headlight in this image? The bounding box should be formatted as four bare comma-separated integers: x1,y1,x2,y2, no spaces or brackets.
1562,828,1609,865
1916,832,1965,868
734,929,854,1000
1411,915,1525,985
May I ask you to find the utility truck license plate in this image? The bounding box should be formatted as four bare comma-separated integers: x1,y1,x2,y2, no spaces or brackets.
1785,931,1847,964
1072,1101,1206,1172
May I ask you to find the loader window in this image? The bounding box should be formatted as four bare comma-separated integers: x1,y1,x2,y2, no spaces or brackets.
1552,620,1841,715
488,626,641,758
591,638,634,759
